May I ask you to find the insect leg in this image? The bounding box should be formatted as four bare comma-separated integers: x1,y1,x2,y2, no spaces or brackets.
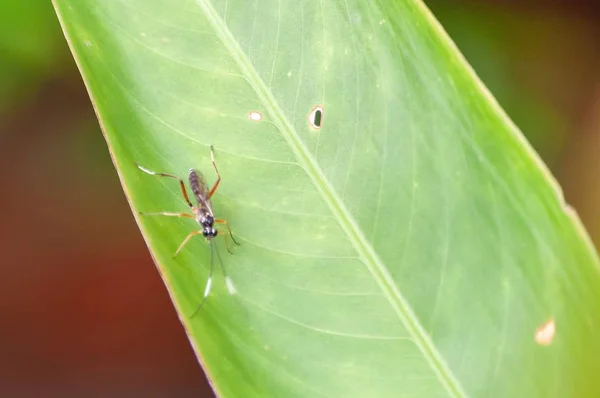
217,230,234,254
207,145,222,199
215,218,240,246
190,241,215,318
173,230,202,258
140,211,193,219
135,163,194,208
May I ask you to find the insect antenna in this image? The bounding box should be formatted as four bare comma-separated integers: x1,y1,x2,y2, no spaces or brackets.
190,240,215,318
214,240,236,295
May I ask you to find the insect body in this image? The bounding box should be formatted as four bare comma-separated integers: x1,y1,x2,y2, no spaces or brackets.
136,145,239,316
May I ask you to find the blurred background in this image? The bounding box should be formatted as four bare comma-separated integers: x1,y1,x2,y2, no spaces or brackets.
1,0,599,397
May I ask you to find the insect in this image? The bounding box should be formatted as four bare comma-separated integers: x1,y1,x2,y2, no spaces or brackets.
135,145,239,316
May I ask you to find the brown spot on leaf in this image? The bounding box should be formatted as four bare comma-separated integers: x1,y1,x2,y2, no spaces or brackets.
248,111,262,121
535,318,556,346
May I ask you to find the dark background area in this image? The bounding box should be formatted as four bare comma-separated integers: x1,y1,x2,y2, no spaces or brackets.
1,1,599,397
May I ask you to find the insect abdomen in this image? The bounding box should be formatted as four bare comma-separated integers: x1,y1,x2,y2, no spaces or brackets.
188,169,208,202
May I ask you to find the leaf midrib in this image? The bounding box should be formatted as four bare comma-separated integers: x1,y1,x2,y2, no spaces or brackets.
195,0,466,396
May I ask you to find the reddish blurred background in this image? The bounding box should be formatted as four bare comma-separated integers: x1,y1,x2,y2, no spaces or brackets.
1,1,599,397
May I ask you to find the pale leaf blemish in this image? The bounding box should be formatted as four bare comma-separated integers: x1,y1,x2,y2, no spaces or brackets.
161,37,170,43
287,71,292,77
308,105,324,129
248,111,262,121
379,19,387,25
535,318,556,346
84,40,92,47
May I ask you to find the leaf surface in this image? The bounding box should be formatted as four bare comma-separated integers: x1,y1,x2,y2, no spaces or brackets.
53,0,600,396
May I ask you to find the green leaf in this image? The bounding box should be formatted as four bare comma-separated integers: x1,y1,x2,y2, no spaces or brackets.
53,0,600,396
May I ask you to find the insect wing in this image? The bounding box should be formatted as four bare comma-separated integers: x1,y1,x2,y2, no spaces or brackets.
188,169,213,212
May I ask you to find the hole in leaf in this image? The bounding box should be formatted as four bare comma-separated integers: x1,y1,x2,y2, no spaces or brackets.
308,105,324,129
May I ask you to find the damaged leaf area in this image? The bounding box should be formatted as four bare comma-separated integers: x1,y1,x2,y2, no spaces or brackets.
53,0,600,397
308,105,324,129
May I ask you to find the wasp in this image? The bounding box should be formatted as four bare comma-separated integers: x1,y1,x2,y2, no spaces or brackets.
136,146,239,316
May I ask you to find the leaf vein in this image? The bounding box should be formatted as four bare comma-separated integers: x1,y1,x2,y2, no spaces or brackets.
195,1,466,396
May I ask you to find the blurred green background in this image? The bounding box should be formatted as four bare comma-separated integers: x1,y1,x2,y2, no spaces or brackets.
1,1,598,397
